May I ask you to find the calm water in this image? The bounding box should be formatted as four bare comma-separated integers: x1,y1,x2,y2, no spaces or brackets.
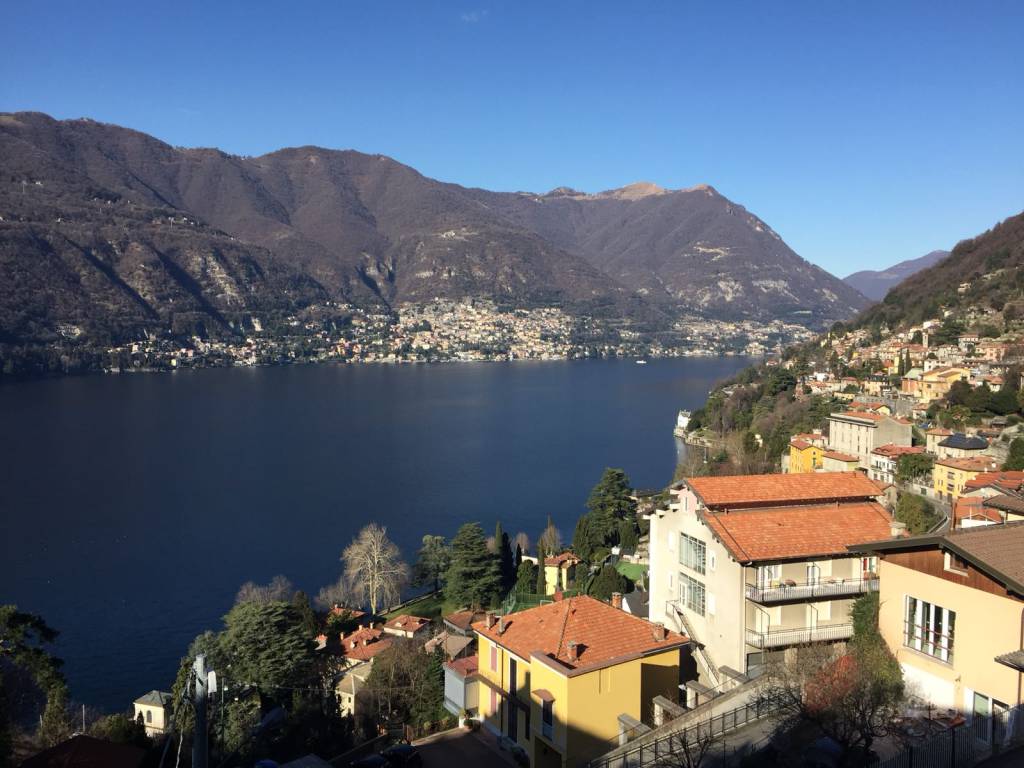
0,357,750,711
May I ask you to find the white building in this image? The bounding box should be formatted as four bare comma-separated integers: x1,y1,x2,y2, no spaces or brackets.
133,690,172,737
827,411,913,467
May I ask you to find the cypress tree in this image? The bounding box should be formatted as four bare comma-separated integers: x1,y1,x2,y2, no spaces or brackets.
536,542,547,595
495,521,514,593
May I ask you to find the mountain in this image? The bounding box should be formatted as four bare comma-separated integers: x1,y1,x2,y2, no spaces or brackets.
843,250,950,301
0,112,866,350
468,183,868,321
855,212,1024,331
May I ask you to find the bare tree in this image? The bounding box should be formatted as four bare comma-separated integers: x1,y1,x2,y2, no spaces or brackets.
513,532,531,556
314,575,359,611
234,574,294,605
653,721,720,768
342,524,410,615
538,521,562,553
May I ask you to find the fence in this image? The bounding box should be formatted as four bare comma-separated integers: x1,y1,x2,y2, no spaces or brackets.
744,576,879,604
588,699,774,768
501,589,582,614
872,704,1024,768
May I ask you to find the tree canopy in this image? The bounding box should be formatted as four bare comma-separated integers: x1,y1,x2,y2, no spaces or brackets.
445,523,502,609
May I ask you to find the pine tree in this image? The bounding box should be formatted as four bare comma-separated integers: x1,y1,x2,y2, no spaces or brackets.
514,543,523,570
445,523,502,609
572,514,594,562
586,468,637,547
514,560,535,594
37,683,72,748
495,521,514,594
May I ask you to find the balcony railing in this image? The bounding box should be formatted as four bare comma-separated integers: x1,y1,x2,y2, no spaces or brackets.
745,622,854,649
745,576,878,604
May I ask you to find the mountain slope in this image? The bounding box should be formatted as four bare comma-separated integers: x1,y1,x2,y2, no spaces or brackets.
843,250,949,301
468,183,869,322
855,212,1024,331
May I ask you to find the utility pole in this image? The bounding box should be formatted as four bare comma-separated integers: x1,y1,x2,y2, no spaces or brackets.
192,654,209,768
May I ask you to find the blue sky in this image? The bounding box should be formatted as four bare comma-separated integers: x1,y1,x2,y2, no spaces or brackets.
2,1,1021,275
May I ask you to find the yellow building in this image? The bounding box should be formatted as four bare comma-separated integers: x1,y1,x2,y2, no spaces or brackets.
853,524,1024,740
133,690,172,738
787,433,826,474
473,595,689,768
932,456,1000,503
543,552,582,595
917,367,970,403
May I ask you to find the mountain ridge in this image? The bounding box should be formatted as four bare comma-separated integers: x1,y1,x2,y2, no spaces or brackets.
843,249,950,301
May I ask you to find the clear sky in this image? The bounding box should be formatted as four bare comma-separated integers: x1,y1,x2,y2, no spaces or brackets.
2,1,1021,275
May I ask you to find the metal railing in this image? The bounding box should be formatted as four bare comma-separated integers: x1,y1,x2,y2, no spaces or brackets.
666,600,722,688
588,699,775,768
744,576,878,603
745,622,854,649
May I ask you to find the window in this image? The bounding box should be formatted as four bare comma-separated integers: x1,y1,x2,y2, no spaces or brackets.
861,556,878,578
904,596,955,663
679,534,706,574
944,551,969,575
679,573,706,616
490,644,498,672
146,710,152,724
756,564,781,588
542,699,553,739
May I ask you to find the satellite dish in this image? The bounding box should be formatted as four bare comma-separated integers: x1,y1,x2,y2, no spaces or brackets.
207,670,218,695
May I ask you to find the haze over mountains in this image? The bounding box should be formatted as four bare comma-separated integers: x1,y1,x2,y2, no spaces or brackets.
843,250,950,301
0,112,868,349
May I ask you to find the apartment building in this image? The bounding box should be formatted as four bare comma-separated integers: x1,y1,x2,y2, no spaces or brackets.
648,472,893,687
932,456,1000,503
827,411,912,467
851,523,1024,742
869,444,926,486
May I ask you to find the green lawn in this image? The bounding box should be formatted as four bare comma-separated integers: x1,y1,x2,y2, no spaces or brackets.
384,592,458,621
615,561,648,584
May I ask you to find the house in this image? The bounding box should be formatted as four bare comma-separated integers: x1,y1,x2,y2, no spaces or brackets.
335,661,372,717
445,609,488,637
787,432,827,474
850,523,1024,741
20,735,146,768
648,472,894,686
424,628,474,660
820,450,861,473
382,614,430,638
339,625,393,665
932,456,1001,503
827,411,912,466
132,690,172,737
869,444,925,486
543,552,582,594
936,433,990,460
473,595,689,768
953,471,1024,529
925,427,954,454
917,367,970,403
443,654,480,718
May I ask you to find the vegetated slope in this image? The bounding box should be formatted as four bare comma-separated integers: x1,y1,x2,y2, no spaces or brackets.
843,250,950,301
469,182,869,324
854,212,1024,331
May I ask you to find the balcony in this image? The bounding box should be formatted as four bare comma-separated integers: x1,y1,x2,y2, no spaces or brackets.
744,576,878,604
745,622,854,649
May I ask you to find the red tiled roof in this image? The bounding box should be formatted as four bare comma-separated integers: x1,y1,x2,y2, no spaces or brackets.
341,626,394,661
872,444,925,458
790,439,812,450
832,410,887,422
686,472,879,509
472,596,687,673
445,654,479,677
926,427,954,436
935,456,1000,472
545,551,581,567
822,451,861,462
445,609,488,631
965,471,1024,493
702,502,894,563
383,614,429,633
953,496,1003,527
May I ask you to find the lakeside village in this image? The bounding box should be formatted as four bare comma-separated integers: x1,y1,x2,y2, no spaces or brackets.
12,313,1024,767
54,299,814,375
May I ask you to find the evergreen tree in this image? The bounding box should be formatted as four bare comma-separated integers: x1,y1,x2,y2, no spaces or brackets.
536,543,547,595
617,519,639,554
495,521,514,593
291,590,319,638
445,523,501,609
514,560,536,594
586,469,637,547
1005,437,1024,471
37,683,72,748
513,543,523,570
412,535,451,593
572,514,595,562
589,564,631,601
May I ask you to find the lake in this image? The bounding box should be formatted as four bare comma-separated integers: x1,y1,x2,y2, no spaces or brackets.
0,356,751,711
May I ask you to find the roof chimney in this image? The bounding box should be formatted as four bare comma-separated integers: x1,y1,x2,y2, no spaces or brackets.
652,622,667,642
890,520,907,538
611,592,623,610
567,641,579,662
553,590,564,602
498,615,507,634
486,612,497,629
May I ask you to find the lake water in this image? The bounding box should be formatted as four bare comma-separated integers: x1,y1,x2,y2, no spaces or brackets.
0,357,751,711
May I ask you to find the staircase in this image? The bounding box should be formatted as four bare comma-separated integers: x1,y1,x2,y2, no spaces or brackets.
667,600,721,689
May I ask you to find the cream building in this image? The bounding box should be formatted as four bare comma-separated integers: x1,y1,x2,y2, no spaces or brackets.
827,411,912,467
852,523,1024,743
133,690,172,737
647,472,894,692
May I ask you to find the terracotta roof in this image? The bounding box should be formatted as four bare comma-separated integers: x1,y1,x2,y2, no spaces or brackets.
545,551,581,567
790,439,812,450
383,614,430,633
965,471,1024,493
822,451,861,462
702,502,894,563
445,609,488,632
686,472,880,510
445,654,479,678
472,596,687,674
926,427,954,436
20,736,145,768
935,456,1000,472
953,496,1002,527
341,626,394,661
871,444,925,458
